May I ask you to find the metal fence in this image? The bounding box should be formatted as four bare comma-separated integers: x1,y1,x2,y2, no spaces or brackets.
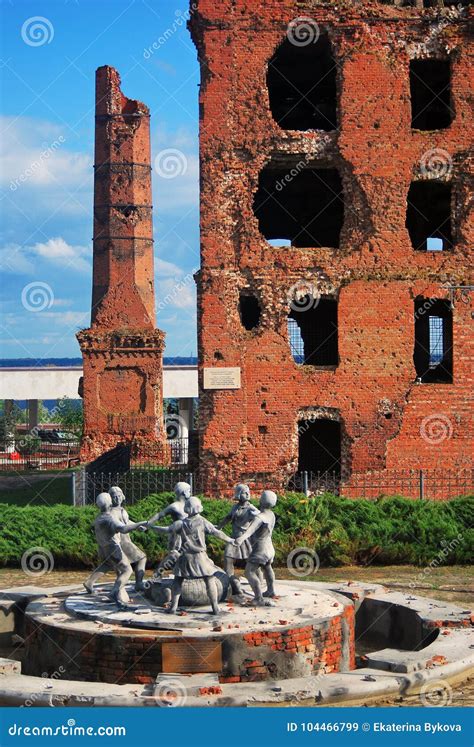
78,467,473,505
0,436,192,472
0,438,81,471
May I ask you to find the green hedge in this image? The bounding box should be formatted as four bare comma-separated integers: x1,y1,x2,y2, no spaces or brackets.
0,493,472,569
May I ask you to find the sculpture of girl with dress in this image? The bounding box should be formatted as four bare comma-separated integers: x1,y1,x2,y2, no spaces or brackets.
147,496,236,615
217,483,260,597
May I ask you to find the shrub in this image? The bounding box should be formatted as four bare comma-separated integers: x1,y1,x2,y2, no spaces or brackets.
0,493,471,569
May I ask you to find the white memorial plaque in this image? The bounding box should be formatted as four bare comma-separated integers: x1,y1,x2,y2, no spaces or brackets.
203,367,241,390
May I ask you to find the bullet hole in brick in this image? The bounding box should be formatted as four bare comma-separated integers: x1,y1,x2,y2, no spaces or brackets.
406,181,452,251
239,292,261,330
214,351,224,360
288,297,339,366
414,297,453,383
410,59,453,130
261,401,267,410
258,425,268,434
254,166,344,248
373,121,380,129
384,413,393,419
267,32,337,131
298,419,341,476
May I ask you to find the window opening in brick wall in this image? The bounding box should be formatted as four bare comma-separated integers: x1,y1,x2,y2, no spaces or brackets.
298,418,341,476
406,181,452,251
267,32,337,131
254,166,344,248
288,297,338,366
410,59,453,130
239,293,261,330
414,297,453,383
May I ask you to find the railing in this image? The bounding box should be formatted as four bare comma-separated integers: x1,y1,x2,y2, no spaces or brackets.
0,435,193,472
78,467,473,504
0,438,81,471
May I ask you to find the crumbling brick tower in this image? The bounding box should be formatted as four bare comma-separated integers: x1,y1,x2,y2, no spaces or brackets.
190,1,473,496
77,66,169,464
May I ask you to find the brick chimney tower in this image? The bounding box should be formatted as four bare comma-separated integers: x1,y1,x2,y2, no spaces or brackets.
77,66,169,464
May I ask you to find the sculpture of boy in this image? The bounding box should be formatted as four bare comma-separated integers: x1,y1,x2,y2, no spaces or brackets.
84,492,148,606
217,483,260,597
235,490,277,607
148,496,235,615
109,486,147,592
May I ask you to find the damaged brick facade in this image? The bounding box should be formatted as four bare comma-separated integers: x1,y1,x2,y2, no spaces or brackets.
190,1,473,496
77,66,169,464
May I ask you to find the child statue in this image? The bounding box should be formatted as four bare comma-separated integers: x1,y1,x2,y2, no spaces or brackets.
109,486,147,592
217,483,260,597
84,492,148,606
146,482,191,578
235,490,277,607
148,496,235,615
147,481,191,525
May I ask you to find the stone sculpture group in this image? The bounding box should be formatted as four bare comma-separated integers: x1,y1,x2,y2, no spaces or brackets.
85,481,278,614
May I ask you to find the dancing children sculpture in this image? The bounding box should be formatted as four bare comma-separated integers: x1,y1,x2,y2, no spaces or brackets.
235,490,277,607
109,486,147,592
217,483,260,597
146,482,190,578
84,492,148,606
147,481,191,525
148,496,235,615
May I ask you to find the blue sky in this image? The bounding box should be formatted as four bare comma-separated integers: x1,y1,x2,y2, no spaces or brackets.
0,0,200,359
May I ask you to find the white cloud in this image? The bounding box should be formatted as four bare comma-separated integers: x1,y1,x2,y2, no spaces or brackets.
33,237,91,273
0,237,91,275
0,243,35,274
0,116,92,191
41,311,89,327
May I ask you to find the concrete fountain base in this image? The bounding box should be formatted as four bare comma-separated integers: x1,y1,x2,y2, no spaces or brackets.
22,580,355,684
0,580,472,707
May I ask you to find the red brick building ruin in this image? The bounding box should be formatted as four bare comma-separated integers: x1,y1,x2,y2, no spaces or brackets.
77,66,169,464
190,1,473,496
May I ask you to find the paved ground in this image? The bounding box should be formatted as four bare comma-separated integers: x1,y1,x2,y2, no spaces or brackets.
0,565,472,708
1,565,471,604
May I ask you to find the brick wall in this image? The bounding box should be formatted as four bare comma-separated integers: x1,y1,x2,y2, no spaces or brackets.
189,1,473,496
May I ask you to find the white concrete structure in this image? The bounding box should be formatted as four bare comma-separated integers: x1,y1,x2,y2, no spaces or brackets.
0,365,198,400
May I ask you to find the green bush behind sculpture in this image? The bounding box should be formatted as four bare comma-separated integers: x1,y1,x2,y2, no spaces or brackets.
0,493,472,569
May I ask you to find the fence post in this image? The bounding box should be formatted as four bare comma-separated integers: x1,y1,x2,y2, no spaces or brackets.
71,470,75,505
303,470,309,497
419,469,425,500
73,468,86,506
187,472,194,495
